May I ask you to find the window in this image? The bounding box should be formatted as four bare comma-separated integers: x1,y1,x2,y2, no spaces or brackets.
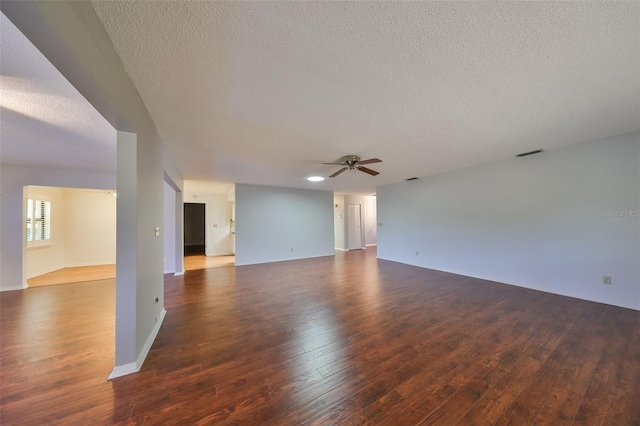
26,198,51,242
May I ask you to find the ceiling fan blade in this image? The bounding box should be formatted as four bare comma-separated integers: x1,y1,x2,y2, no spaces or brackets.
358,158,382,165
321,162,346,165
357,166,379,176
329,167,348,178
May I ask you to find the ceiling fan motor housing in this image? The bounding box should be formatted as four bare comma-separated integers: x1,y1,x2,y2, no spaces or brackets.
343,155,360,169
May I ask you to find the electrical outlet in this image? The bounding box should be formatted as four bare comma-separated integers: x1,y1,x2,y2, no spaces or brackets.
415,251,419,256
290,247,294,252
602,276,612,285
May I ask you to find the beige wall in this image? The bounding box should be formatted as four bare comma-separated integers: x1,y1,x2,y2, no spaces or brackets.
25,186,66,278
64,189,117,267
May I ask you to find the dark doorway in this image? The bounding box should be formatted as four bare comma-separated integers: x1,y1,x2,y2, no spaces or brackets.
184,203,205,256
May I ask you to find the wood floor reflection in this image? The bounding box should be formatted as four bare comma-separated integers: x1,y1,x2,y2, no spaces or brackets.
25,253,232,289
184,254,235,270
27,264,116,287
1,248,638,424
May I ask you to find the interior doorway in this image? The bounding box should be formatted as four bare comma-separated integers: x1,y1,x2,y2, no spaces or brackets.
184,203,206,256
25,186,117,287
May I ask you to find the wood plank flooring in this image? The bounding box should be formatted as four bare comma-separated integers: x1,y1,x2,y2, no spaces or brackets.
27,264,116,287
184,254,235,271
1,249,638,425
27,254,232,289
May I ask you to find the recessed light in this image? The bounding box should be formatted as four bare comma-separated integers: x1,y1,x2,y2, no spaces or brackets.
307,176,325,182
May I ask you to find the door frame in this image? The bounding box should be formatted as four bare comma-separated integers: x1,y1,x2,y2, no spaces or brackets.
183,201,208,256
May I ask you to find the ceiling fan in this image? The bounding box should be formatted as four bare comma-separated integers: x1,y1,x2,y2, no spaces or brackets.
322,155,382,178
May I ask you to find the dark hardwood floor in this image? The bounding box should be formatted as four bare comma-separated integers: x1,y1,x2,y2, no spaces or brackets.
1,249,638,425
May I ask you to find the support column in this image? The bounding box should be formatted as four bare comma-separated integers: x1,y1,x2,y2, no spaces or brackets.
110,130,137,378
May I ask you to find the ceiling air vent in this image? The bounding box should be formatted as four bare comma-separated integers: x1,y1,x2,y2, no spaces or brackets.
515,149,543,158
406,177,419,181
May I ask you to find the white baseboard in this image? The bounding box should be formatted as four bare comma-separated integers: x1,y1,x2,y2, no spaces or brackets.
206,252,235,257
136,307,166,367
108,362,138,380
335,248,348,251
64,261,116,268
0,284,26,292
173,270,185,276
366,244,378,247
107,308,167,380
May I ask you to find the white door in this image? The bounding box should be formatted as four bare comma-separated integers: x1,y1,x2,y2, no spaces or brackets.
347,204,362,250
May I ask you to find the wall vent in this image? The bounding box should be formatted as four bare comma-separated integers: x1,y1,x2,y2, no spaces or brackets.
406,177,418,181
515,149,543,158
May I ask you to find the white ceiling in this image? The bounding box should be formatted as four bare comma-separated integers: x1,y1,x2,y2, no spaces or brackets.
90,1,639,194
0,13,116,173
4,3,639,194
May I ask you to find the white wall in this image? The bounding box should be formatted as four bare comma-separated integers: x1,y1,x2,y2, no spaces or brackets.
378,133,640,310
206,195,233,256
163,181,177,274
235,184,335,266
364,195,377,246
183,189,234,256
64,189,116,267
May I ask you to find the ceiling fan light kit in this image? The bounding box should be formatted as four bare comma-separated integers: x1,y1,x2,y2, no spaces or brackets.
322,155,382,178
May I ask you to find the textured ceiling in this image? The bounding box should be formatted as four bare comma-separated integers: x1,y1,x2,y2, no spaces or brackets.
90,2,638,193
0,12,116,173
